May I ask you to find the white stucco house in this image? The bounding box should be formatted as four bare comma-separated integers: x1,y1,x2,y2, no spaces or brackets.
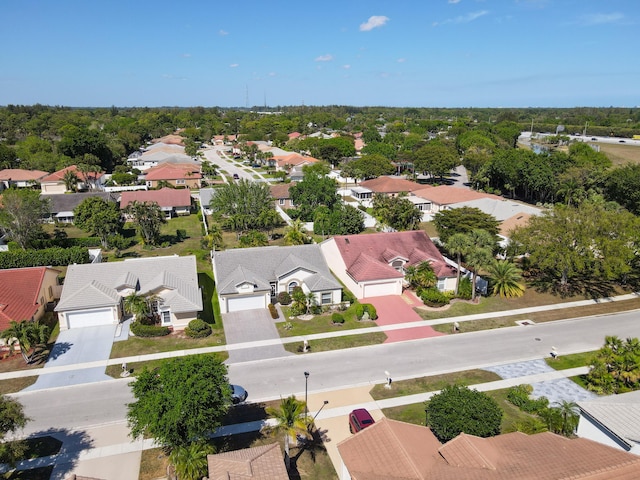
212,244,342,314
55,255,202,331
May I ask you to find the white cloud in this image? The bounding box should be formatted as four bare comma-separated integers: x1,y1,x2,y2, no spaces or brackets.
181,53,191,58
343,64,351,69
219,29,229,36
359,15,389,31
448,0,461,3
578,12,623,26
268,72,276,77
229,63,239,68
315,54,333,62
397,58,406,63
433,10,488,26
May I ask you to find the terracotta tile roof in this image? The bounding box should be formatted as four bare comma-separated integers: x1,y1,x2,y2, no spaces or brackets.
288,131,302,139
331,231,455,281
119,188,192,209
143,163,201,181
0,267,58,330
499,212,532,237
207,443,288,480
269,183,294,199
274,153,319,168
0,169,48,182
339,420,640,480
151,134,184,145
412,186,501,206
360,176,421,194
40,165,105,183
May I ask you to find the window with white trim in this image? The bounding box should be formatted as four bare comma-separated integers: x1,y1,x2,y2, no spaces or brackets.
288,281,298,293
176,179,185,185
321,292,332,304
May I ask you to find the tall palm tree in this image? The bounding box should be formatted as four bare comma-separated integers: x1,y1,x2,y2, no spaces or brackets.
62,169,78,192
123,292,157,323
405,261,437,290
465,229,496,301
169,442,214,480
445,233,470,295
1,320,50,364
486,260,525,298
552,400,580,436
264,396,308,470
284,219,308,246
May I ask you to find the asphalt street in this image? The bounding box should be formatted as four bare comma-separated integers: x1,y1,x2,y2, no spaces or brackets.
11,309,640,436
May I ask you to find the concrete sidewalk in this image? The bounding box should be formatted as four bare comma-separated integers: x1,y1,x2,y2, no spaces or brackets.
1,291,637,383
2,364,590,478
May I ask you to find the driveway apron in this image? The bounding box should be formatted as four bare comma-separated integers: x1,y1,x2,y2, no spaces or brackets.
223,309,291,363
25,324,116,391
367,294,444,343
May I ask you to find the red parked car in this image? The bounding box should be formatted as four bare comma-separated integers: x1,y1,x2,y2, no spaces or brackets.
349,408,375,433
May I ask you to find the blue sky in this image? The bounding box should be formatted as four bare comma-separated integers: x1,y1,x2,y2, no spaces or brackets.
1,0,638,108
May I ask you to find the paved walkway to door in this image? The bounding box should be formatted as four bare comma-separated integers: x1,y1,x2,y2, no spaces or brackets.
223,309,292,363
367,293,444,343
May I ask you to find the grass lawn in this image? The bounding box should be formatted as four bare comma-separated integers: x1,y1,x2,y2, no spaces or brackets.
109,331,226,359
545,351,596,370
370,369,501,400
277,305,375,338
140,447,170,480
106,352,229,379
284,332,387,354
599,142,640,166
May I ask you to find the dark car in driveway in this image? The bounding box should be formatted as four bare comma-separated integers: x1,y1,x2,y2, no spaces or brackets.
231,384,248,404
349,408,375,433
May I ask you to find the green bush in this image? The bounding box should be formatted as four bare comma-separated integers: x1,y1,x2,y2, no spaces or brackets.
457,277,472,300
362,304,377,320
184,319,212,338
342,289,356,304
108,234,134,250
32,237,102,249
355,304,364,320
506,384,549,413
0,246,90,269
418,288,450,307
130,322,171,337
268,303,279,319
277,292,292,305
176,229,187,241
332,313,345,324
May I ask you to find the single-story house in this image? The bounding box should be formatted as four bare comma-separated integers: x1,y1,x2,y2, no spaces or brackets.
0,267,61,331
321,230,457,299
349,186,373,202
269,183,295,210
212,244,342,314
143,162,201,189
120,188,192,218
577,390,640,455
273,153,319,171
128,142,196,171
42,191,119,224
198,187,216,215
338,418,640,480
40,165,106,194
55,255,202,330
359,176,421,197
0,169,48,191
207,443,288,480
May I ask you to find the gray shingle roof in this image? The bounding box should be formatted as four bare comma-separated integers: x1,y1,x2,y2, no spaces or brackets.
578,390,640,447
42,192,118,215
212,245,340,295
56,255,202,313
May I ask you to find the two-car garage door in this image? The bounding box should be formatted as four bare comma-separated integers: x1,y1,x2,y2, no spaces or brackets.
66,308,114,329
362,281,397,298
226,295,266,313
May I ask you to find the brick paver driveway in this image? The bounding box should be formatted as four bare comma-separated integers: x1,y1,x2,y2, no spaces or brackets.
366,294,444,343
223,309,292,363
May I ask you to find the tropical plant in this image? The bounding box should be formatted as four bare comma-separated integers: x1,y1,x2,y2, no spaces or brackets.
446,233,470,295
284,219,308,245
404,261,437,290
0,395,30,467
264,396,308,470
0,320,50,364
169,442,214,480
125,200,166,245
586,336,640,394
486,260,525,298
123,292,151,323
62,169,79,192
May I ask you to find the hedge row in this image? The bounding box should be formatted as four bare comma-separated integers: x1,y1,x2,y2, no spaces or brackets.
130,322,171,337
355,303,378,320
507,384,549,413
268,303,279,319
0,246,90,269
31,237,102,249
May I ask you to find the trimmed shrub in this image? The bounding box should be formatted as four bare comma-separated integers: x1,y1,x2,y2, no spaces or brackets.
176,229,187,241
418,288,450,307
130,322,171,337
507,384,549,413
277,292,292,305
355,304,364,320
332,313,345,324
268,303,279,319
342,289,356,304
184,319,212,338
31,237,102,249
0,246,90,269
362,303,377,320
457,277,472,300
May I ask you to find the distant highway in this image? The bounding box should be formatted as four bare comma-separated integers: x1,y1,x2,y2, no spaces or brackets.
520,131,640,146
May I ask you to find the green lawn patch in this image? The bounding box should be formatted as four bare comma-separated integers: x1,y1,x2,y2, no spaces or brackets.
284,332,387,354
370,369,501,400
545,351,596,370
106,353,228,379
109,330,226,359
277,305,374,337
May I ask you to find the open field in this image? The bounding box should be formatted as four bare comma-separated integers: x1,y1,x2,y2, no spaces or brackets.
598,142,640,166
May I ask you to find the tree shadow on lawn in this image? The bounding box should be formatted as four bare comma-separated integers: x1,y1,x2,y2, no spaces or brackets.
530,274,618,300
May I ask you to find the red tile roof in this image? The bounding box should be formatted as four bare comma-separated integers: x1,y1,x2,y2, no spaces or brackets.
41,165,105,183
269,183,294,199
332,231,455,281
288,132,302,139
0,169,48,182
152,134,184,145
207,443,288,480
143,163,201,181
338,419,640,480
273,153,319,169
119,188,192,209
412,186,501,205
0,267,54,330
360,176,421,194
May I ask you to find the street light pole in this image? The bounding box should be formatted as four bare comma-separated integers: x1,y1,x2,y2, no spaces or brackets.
309,400,329,432
304,371,309,422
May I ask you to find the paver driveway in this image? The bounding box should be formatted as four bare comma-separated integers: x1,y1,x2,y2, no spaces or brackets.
367,294,444,343
25,324,116,390
223,309,291,363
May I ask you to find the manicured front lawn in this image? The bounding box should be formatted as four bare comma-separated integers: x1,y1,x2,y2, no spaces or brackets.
545,351,596,370
370,369,501,400
283,332,387,354
277,305,375,337
109,331,226,359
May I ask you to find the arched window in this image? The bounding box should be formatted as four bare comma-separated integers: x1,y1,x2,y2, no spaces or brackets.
288,281,299,293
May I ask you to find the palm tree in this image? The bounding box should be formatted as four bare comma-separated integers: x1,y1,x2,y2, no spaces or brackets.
284,219,308,246
465,229,496,301
169,442,214,480
1,320,50,364
264,396,308,470
123,292,158,323
552,400,580,436
446,233,470,295
62,169,78,192
486,260,525,298
404,261,437,290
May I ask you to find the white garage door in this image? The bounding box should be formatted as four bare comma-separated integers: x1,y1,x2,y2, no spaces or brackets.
67,309,114,329
227,295,266,312
363,282,396,298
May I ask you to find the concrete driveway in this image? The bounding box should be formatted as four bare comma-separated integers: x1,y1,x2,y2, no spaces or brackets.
25,324,117,391
223,309,291,363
